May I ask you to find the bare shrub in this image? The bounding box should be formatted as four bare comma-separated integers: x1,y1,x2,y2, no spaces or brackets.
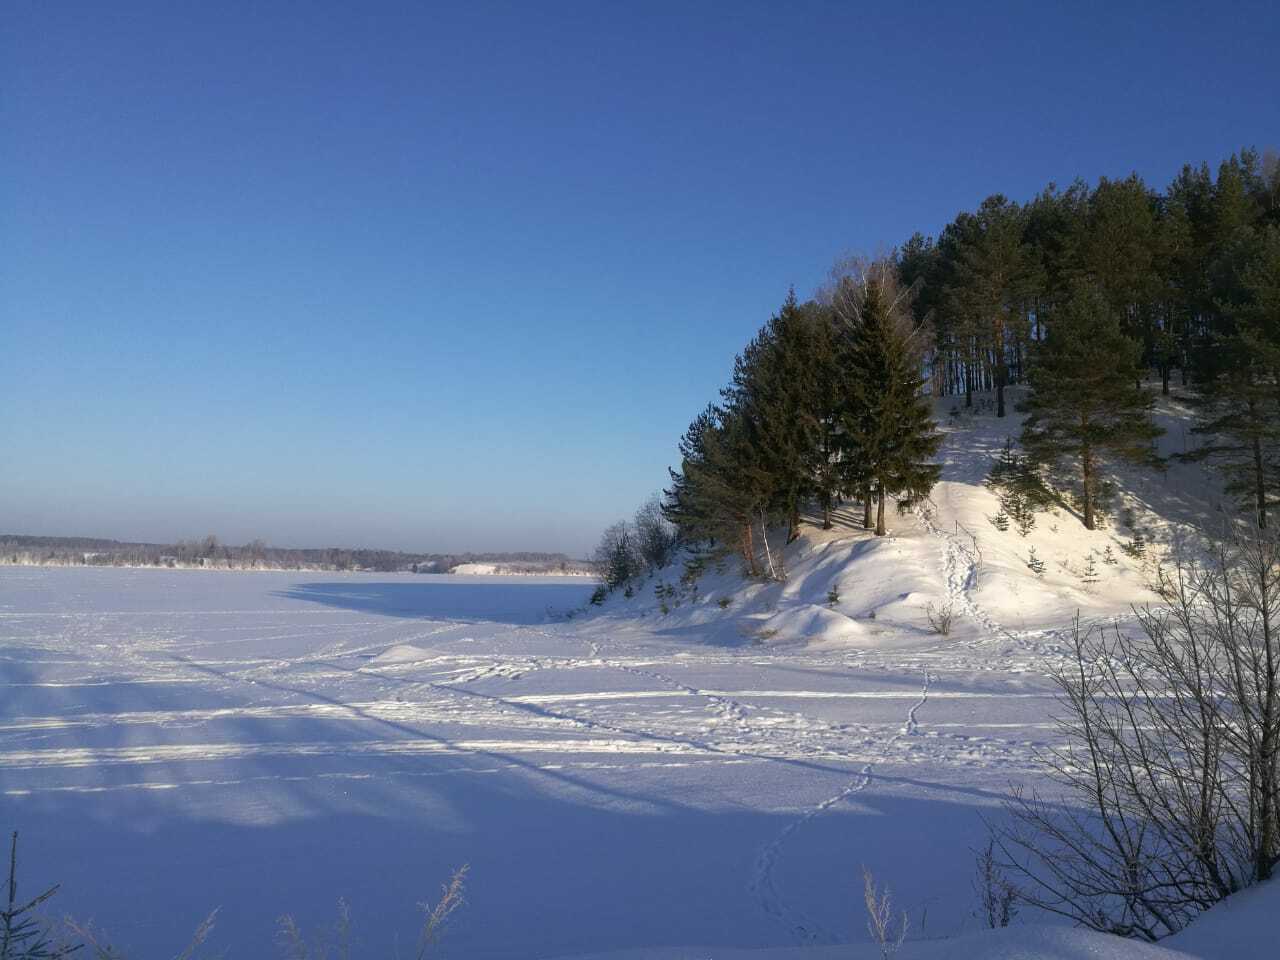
995,528,1280,941
594,522,643,589
68,909,219,960
972,839,1017,929
862,866,907,958
6,833,466,960
415,865,468,959
925,600,953,635
634,494,678,571
276,898,349,960
274,865,466,960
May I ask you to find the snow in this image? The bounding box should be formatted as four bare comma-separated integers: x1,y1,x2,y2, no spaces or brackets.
554,926,1196,959
0,390,1250,958
452,562,502,574
1163,877,1280,959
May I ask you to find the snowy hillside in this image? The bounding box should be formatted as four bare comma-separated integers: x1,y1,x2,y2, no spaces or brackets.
590,388,1218,659
0,389,1256,960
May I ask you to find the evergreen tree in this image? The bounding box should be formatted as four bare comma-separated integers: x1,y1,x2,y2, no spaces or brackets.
800,301,854,530
1077,175,1160,369
940,195,1033,416
1026,546,1045,576
1023,180,1089,337
663,405,769,577
721,297,810,540
1187,224,1280,527
1019,285,1164,530
836,261,943,536
1082,553,1100,585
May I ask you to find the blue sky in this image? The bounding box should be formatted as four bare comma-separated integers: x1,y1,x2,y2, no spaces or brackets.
3,1,1277,556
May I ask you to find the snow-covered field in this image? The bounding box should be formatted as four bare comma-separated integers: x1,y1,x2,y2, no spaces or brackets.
1,566,1039,957
0,395,1268,958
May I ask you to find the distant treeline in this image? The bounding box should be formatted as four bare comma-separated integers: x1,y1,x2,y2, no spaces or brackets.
0,534,592,574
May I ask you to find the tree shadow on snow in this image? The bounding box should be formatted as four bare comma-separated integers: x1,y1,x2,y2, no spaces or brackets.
274,579,596,624
9,769,1030,960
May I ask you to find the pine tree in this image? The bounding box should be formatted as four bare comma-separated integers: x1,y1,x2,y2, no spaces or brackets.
1082,554,1099,584
1186,225,1280,527
1006,491,1036,536
835,261,943,536
940,195,1033,416
1023,180,1090,343
1,833,75,959
1076,175,1161,369
987,437,1019,488
1026,547,1045,576
989,437,1052,534
1019,285,1164,530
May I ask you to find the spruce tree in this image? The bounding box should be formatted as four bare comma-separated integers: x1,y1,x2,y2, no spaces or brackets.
802,302,854,530
663,404,773,577
837,262,942,536
1019,285,1164,530
720,305,801,539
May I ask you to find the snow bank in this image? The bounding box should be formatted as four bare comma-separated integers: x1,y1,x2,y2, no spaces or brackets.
1164,876,1279,959
366,643,439,665
453,562,500,575
552,925,1193,960
555,876,1279,959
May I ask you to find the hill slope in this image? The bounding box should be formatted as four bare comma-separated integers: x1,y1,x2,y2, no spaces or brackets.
593,387,1225,664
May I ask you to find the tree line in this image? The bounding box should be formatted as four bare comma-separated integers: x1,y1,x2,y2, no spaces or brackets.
902,147,1280,528
662,258,942,583
595,146,1278,585
0,534,585,574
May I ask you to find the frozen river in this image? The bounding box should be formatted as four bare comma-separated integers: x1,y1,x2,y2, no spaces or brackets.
0,566,1058,958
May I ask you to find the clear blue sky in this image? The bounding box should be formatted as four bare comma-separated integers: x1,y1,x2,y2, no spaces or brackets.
3,2,1277,556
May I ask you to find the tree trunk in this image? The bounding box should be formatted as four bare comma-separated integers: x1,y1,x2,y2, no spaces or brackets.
875,484,887,536
760,510,780,581
1253,427,1268,530
1081,447,1096,531
787,504,802,544
1256,555,1277,880
863,487,873,529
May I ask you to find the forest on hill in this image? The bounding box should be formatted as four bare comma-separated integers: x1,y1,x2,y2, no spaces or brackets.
599,147,1280,587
